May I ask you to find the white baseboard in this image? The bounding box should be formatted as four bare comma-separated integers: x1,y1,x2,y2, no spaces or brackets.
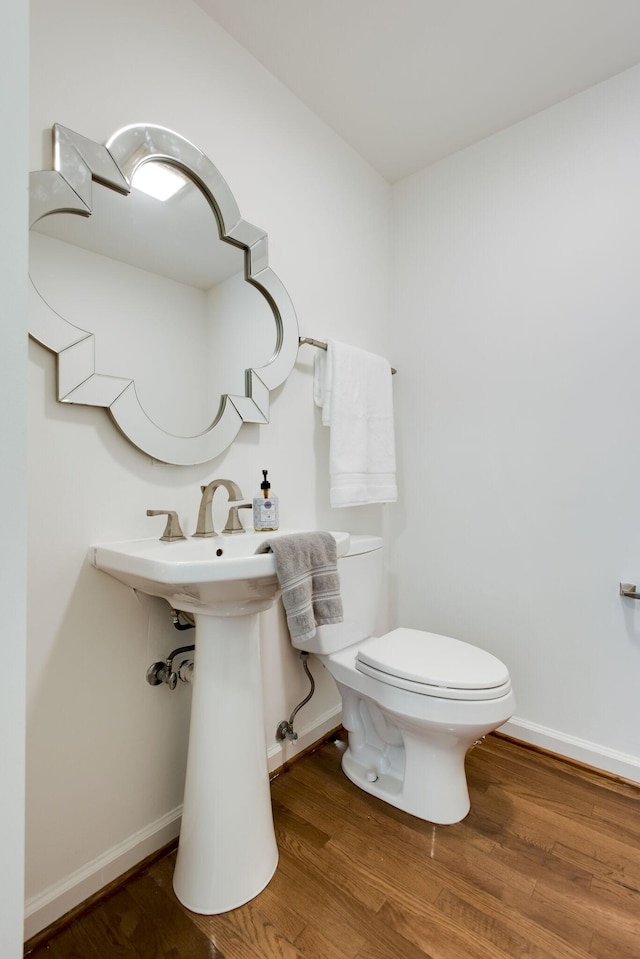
500,717,640,784
267,704,343,772
24,807,182,941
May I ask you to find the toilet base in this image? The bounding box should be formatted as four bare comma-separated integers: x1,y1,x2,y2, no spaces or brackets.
335,681,514,824
340,734,471,825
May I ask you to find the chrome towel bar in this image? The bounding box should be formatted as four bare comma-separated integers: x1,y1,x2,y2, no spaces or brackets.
298,336,397,374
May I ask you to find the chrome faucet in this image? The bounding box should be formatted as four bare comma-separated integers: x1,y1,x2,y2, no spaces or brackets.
193,479,249,538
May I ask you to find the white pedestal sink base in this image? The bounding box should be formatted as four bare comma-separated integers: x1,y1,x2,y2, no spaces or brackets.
91,530,351,914
172,613,278,914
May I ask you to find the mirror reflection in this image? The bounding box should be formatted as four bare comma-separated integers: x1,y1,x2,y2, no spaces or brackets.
28,124,299,464
30,162,277,438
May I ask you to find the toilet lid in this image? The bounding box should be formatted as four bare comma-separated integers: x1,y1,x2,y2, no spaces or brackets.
356,627,510,692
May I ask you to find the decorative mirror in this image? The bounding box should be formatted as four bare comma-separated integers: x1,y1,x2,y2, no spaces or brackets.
29,124,299,464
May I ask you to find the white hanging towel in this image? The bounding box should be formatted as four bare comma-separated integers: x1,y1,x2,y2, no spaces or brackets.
314,339,397,508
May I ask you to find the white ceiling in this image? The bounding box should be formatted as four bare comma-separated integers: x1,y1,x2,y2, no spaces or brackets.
193,0,640,182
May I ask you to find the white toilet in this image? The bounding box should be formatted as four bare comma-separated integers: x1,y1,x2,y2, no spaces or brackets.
292,534,515,824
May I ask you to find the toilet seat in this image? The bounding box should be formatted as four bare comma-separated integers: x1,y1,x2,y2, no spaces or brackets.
355,628,512,702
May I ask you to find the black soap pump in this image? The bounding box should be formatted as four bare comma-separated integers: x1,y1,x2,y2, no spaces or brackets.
253,470,280,531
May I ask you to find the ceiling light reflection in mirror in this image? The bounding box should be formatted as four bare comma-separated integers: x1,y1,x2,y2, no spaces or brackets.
133,161,188,200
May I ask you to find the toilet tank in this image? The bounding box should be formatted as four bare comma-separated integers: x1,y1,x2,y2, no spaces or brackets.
292,534,383,654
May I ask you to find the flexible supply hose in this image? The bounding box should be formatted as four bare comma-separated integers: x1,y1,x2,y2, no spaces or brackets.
276,652,315,742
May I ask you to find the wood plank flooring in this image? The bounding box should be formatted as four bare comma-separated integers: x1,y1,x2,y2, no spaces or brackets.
26,734,640,958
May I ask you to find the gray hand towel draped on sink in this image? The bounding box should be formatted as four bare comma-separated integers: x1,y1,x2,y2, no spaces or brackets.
256,532,343,642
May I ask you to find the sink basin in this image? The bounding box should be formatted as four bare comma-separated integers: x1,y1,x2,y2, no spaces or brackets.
90,526,350,915
91,528,350,615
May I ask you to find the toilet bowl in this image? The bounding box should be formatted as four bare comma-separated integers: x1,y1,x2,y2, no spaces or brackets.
291,535,515,824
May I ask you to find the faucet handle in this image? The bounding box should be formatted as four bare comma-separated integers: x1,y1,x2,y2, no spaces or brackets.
223,502,253,534
146,510,186,542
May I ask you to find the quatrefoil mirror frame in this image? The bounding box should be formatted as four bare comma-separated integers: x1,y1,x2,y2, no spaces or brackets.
28,123,299,465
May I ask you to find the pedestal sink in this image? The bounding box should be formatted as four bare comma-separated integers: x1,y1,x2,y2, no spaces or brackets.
90,528,349,914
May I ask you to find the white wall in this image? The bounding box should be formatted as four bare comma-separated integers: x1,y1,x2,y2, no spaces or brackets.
1,1,28,954
392,65,640,780
27,0,391,937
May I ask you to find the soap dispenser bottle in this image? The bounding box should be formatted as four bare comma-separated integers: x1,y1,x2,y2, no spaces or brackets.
253,470,280,531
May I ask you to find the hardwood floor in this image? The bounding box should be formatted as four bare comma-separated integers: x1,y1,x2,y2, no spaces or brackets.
26,733,640,958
